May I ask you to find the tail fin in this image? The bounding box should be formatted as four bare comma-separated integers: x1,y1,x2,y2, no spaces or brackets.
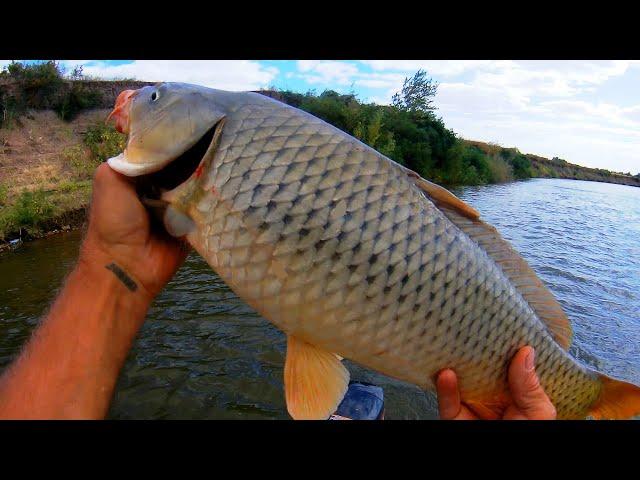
588,375,640,420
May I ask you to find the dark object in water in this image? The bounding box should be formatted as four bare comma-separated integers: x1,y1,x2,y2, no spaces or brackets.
9,238,23,251
329,382,385,420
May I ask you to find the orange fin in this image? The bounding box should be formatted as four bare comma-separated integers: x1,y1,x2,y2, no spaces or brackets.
464,391,511,420
405,169,480,220
284,335,350,420
436,202,573,350
464,401,504,420
588,375,640,420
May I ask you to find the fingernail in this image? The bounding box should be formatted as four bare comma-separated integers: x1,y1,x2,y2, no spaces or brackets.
525,348,535,371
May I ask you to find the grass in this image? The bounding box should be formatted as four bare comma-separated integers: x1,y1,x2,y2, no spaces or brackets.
61,122,125,181
62,144,97,180
0,183,7,206
0,189,55,239
0,119,123,241
58,179,91,193
0,183,92,241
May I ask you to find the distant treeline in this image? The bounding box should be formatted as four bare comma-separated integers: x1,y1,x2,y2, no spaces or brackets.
263,80,640,187
262,74,536,187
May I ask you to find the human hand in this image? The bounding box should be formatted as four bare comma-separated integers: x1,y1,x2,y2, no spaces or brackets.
436,346,557,420
80,163,189,303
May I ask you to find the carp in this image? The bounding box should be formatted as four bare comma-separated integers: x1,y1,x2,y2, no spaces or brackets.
106,82,640,419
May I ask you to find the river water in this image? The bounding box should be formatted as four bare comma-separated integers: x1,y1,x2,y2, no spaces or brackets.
0,178,638,419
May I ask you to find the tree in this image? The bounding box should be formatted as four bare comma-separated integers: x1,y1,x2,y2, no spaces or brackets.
392,70,438,115
70,65,84,80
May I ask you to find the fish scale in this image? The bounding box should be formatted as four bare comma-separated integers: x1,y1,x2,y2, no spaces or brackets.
173,95,603,419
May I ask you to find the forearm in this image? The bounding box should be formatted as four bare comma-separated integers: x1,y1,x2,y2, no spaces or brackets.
0,248,153,419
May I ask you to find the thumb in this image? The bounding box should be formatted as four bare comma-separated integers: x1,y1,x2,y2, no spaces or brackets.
507,347,557,419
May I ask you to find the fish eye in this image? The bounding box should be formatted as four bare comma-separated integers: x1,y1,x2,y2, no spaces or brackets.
151,91,159,102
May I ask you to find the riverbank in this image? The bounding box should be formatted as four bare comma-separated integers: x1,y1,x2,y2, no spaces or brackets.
0,207,85,253
465,140,640,188
0,107,125,245
2,63,638,250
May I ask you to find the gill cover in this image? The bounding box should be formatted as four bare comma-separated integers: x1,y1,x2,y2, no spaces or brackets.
107,83,227,176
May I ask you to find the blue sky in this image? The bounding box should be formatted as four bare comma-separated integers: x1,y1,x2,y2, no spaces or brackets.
3,60,640,174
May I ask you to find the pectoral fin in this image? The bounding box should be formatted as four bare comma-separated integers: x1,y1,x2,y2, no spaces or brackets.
284,335,350,420
164,205,195,238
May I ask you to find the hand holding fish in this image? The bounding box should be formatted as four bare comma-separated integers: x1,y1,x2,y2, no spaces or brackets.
437,346,557,420
0,164,189,419
81,163,189,301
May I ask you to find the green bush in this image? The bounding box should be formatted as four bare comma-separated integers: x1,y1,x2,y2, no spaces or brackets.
1,61,104,126
83,122,126,163
486,154,514,183
55,82,103,121
1,61,65,112
61,122,125,181
0,189,55,238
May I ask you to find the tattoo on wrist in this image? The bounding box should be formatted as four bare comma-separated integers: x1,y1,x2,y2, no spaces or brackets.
105,263,138,292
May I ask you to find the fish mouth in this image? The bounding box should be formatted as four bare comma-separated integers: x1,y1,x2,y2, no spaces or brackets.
134,119,223,200
107,115,224,178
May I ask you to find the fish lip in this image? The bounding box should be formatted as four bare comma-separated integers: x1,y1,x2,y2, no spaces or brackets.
106,89,137,135
107,152,173,176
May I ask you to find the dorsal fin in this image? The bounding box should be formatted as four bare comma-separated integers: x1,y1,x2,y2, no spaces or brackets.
404,170,480,220
407,170,573,350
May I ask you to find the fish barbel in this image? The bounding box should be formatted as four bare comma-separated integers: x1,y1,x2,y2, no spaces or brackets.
107,83,640,419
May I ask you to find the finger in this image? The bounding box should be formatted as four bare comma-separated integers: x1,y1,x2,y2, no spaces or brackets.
502,405,529,420
436,369,462,420
508,346,557,419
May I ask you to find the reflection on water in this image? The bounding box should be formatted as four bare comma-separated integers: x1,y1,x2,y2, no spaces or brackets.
0,179,638,419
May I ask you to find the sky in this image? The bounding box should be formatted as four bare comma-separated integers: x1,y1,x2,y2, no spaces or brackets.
3,59,640,175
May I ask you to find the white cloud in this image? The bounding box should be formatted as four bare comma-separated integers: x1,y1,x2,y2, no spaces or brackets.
297,60,360,85
354,72,406,89
470,61,635,100
295,62,408,97
71,60,279,91
361,60,499,76
360,60,637,101
437,81,530,114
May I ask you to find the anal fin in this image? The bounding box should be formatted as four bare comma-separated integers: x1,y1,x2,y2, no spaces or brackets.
284,335,350,420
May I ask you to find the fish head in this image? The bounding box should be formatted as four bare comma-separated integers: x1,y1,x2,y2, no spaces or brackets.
106,82,228,177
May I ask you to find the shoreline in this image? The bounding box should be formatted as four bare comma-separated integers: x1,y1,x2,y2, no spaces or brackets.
0,207,86,253
1,176,636,254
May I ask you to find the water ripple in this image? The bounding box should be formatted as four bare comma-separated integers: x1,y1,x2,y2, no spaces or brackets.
0,178,638,418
